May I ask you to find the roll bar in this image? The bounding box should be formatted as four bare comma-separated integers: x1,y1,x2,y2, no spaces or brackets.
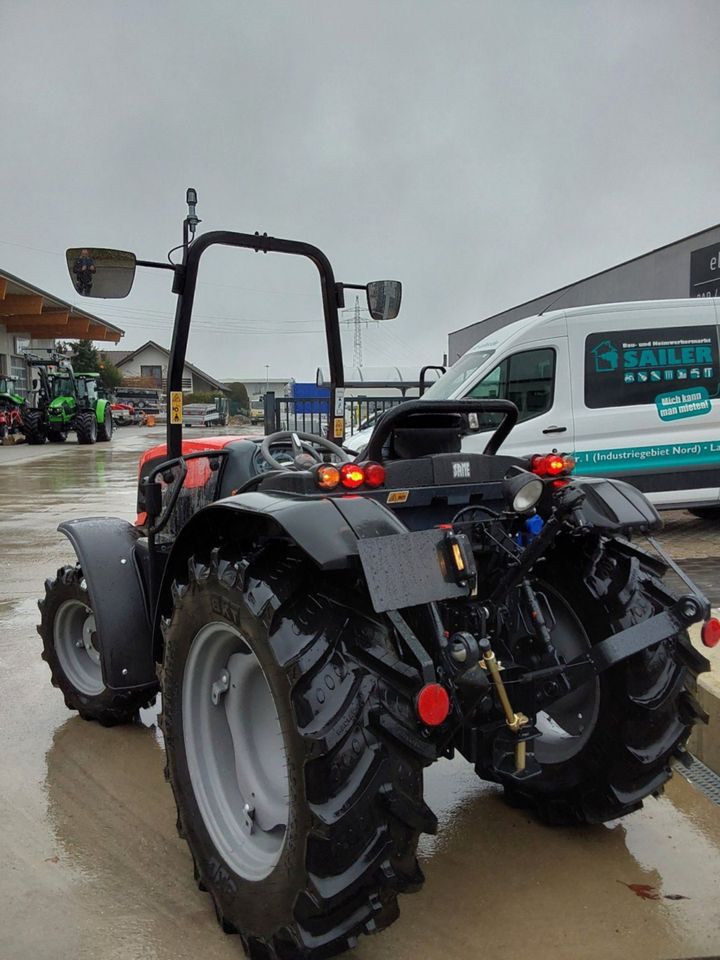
364,399,519,462
165,232,344,458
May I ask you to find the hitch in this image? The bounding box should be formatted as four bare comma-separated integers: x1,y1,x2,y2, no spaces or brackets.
479,638,530,772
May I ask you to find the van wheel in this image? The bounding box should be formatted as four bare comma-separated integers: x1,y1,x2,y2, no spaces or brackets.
689,507,720,520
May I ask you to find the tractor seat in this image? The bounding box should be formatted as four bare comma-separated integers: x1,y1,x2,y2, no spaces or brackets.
383,412,464,460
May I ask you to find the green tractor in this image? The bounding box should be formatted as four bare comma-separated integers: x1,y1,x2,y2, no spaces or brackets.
21,355,113,445
0,375,26,440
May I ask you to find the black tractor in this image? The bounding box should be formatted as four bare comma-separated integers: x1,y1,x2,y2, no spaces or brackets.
38,195,713,960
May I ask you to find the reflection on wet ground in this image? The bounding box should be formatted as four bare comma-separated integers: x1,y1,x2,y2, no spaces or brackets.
2,428,720,959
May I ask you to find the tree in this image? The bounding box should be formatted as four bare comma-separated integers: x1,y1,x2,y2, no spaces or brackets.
226,382,249,414
68,339,100,373
98,359,124,390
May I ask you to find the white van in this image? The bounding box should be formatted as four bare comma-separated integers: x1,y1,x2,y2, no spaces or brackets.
352,299,720,513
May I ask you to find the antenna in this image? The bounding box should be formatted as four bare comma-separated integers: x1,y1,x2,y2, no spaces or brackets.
538,285,571,317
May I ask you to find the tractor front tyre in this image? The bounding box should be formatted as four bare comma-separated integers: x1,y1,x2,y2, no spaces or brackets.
76,410,97,444
481,538,709,825
161,547,432,960
97,407,113,442
22,410,47,444
38,565,158,725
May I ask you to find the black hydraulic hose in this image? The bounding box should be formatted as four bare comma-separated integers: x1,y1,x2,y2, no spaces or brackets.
364,399,518,462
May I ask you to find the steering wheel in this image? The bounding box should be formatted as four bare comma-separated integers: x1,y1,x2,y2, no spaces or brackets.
260,430,351,471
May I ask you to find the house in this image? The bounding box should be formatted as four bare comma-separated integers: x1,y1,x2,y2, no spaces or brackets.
0,267,123,397
106,340,229,395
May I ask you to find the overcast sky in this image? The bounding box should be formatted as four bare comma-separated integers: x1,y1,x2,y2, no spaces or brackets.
1,0,719,382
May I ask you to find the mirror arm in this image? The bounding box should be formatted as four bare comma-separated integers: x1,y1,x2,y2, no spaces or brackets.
136,259,178,271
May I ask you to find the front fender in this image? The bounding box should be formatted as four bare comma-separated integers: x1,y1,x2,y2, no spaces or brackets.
58,517,156,691
95,398,109,423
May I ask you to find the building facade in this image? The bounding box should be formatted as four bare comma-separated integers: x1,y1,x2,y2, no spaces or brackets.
449,223,720,362
104,341,228,395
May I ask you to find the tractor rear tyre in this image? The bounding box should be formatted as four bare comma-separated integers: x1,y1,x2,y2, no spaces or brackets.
38,564,158,725
161,546,432,960
97,407,113,442
22,409,47,444
76,410,97,444
479,537,709,825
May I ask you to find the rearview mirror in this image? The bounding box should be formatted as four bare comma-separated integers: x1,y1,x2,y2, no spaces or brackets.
366,280,402,320
66,247,137,298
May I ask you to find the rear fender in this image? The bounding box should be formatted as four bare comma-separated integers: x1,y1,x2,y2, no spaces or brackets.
58,517,156,691
570,476,662,534
153,491,410,633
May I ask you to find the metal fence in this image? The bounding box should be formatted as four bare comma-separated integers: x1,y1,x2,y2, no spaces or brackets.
268,394,408,437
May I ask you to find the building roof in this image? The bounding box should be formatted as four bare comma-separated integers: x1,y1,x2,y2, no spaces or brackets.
100,349,132,365
0,267,124,343
114,340,229,393
448,219,720,337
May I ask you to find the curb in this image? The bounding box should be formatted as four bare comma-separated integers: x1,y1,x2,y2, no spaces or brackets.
687,616,720,776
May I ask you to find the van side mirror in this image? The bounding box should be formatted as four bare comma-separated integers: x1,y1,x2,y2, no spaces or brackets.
66,247,137,299
366,280,402,320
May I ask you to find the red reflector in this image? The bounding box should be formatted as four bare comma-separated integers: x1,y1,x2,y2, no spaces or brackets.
701,618,720,648
340,463,365,489
416,683,450,726
363,462,385,487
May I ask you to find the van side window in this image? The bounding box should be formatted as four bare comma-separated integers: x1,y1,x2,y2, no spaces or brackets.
466,348,556,425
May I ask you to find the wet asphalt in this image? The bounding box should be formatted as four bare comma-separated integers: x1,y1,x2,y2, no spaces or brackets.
1,427,720,960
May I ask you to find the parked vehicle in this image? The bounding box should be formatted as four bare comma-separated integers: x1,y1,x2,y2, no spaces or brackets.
0,375,26,440
183,397,229,427
21,356,112,444
114,386,162,413
351,300,720,514
38,204,713,960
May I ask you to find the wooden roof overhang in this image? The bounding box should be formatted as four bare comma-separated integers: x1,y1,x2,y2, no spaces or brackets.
0,272,124,343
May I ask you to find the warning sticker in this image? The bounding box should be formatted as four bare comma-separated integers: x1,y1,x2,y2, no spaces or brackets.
170,391,183,425
333,417,344,439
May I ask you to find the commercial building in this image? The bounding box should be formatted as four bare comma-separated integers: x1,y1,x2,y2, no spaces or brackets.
0,267,123,396
449,223,720,362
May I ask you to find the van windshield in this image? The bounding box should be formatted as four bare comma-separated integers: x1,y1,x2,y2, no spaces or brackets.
422,350,494,400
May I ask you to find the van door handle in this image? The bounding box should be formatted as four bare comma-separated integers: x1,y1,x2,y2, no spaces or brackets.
542,425,567,434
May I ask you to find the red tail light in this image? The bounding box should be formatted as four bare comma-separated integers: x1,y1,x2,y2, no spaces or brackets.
362,462,385,487
531,454,575,477
340,463,365,489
